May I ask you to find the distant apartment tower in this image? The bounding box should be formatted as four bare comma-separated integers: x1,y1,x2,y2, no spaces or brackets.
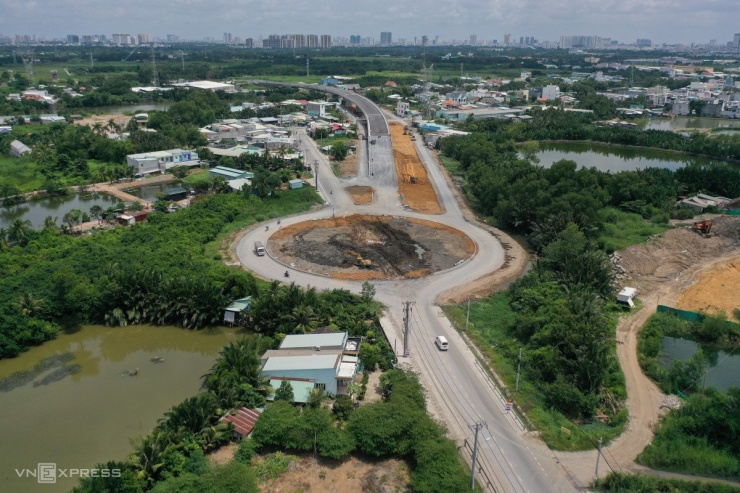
380,32,392,45
245,38,254,48
636,38,652,47
167,34,179,42
421,35,429,46
138,33,152,45
307,34,319,48
350,34,361,45
733,33,740,49
470,34,477,46
67,35,79,44
224,32,232,43
362,36,374,46
503,33,511,45
112,33,134,45
320,35,331,49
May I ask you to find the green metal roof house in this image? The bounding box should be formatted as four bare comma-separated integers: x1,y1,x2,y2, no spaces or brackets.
223,297,252,326
209,166,254,181
288,179,303,189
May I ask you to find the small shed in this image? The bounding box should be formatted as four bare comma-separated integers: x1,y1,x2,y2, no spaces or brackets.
164,187,188,201
10,140,32,157
617,287,637,308
288,179,303,190
220,407,262,439
267,378,316,404
117,214,135,226
224,297,252,326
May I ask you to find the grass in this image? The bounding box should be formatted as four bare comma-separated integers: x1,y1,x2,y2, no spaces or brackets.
440,155,462,174
637,434,740,479
595,472,740,493
597,207,672,253
0,155,43,192
443,293,627,451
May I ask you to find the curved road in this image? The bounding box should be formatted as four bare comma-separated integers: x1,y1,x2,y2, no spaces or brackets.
238,84,577,493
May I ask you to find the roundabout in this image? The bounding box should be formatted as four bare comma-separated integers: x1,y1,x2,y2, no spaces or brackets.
267,214,474,280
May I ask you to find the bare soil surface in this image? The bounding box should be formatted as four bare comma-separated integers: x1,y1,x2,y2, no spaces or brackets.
557,215,740,486
677,259,740,321
73,113,132,128
268,214,474,280
390,123,442,214
259,455,410,493
336,139,359,177
345,185,374,205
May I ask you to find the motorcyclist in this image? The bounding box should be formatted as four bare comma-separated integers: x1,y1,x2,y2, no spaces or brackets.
284,271,290,278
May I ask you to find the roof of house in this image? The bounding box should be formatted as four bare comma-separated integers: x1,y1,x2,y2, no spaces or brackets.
10,140,31,153
225,297,252,312
267,378,315,403
262,354,341,372
220,407,262,436
261,348,342,363
279,332,347,350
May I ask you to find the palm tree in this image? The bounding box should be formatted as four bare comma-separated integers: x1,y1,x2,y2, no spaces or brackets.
91,121,104,135
7,218,32,245
17,293,43,317
107,118,120,134
289,305,319,333
42,216,58,232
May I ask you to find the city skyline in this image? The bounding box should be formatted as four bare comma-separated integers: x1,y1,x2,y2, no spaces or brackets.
0,0,737,46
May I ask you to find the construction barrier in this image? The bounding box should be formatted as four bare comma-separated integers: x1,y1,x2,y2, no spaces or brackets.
728,209,740,216
657,305,704,322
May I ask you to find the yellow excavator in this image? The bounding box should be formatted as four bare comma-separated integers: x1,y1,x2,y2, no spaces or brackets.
345,250,372,268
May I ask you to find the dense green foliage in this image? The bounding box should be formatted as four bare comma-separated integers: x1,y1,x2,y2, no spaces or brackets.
637,388,740,479
596,472,740,493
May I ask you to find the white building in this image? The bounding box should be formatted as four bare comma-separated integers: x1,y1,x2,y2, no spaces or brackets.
541,85,561,101
126,149,199,175
396,101,410,117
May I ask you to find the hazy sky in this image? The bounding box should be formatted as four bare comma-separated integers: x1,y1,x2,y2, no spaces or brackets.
1,0,737,45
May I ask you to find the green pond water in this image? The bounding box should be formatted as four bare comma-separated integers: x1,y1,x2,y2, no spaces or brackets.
532,142,727,172
0,325,236,493
0,192,121,230
660,336,740,392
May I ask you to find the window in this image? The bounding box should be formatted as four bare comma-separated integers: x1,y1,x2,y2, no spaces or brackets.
314,383,326,391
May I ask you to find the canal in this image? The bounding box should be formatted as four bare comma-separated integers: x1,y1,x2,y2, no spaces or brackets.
0,325,237,493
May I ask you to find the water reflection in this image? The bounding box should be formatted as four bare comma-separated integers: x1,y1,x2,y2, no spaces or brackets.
660,336,740,392
0,192,121,229
0,325,236,493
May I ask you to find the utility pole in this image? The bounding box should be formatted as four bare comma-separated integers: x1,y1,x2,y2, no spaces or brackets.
151,47,159,87
515,347,522,392
469,421,487,490
465,298,471,331
90,52,94,71
314,160,318,188
594,437,603,480
402,301,415,357
306,57,310,78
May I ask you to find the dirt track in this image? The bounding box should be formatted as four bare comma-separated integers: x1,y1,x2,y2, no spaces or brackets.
557,215,740,484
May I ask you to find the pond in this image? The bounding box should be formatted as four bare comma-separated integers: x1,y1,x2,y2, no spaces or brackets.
0,192,121,230
0,325,236,493
530,142,726,173
645,116,740,131
659,336,740,392
123,180,184,201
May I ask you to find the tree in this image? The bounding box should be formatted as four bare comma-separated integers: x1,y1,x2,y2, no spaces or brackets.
17,293,44,317
275,380,295,402
329,141,349,161
360,281,376,303
7,218,33,245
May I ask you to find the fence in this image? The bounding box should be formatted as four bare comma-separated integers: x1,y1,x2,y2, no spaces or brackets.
657,305,740,328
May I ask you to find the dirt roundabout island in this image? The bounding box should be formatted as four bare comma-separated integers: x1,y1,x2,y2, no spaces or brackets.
268,214,475,280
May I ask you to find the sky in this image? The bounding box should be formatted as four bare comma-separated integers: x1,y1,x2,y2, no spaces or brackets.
0,0,738,45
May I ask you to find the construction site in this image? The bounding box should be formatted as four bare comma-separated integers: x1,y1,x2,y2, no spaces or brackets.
267,214,474,280
390,123,443,214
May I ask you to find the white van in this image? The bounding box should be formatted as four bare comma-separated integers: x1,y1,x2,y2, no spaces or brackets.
435,336,449,351
254,241,266,256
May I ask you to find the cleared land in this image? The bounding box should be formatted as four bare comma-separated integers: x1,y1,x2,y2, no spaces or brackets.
389,123,442,214
676,260,740,321
345,185,374,205
336,139,359,177
268,214,474,281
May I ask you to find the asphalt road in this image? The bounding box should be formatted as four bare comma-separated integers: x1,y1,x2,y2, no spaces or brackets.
237,86,579,493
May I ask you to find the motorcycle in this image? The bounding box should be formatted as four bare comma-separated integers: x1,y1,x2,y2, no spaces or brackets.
284,271,290,278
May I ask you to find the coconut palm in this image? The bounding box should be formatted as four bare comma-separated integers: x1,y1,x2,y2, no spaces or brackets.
17,293,43,317
7,218,32,245
42,216,58,232
91,121,104,135
288,305,319,333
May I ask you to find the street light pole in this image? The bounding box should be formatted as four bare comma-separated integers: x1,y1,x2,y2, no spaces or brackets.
314,159,318,189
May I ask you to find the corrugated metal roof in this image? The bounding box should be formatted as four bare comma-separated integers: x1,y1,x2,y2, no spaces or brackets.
267,378,315,403
262,354,340,371
220,407,262,436
337,362,357,379
279,332,347,350
225,297,252,312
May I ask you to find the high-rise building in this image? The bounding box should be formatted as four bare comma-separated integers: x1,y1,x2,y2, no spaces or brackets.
636,38,652,47
245,38,254,48
67,35,79,44
223,32,232,43
469,34,477,46
166,34,179,42
380,32,392,45
503,33,511,45
362,36,374,46
263,34,281,49
320,34,331,49
307,34,319,48
138,33,152,45
350,34,361,45
733,33,740,50
421,35,428,46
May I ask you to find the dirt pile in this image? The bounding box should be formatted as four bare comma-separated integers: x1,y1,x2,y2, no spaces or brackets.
676,260,740,320
390,123,442,214
268,214,473,280
618,215,740,296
